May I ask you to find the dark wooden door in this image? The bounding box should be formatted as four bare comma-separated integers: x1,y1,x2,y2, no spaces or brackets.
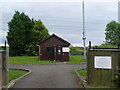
55,46,63,62
62,52,69,62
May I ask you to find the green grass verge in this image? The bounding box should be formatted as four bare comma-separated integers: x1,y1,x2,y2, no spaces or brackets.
76,69,87,76
9,56,56,64
9,70,27,81
76,69,116,88
66,55,87,64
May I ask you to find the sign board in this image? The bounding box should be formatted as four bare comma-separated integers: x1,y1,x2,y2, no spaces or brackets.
94,56,112,69
62,47,69,52
58,50,61,53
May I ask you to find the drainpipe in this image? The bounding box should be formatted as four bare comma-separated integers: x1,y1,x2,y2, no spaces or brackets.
54,45,56,62
37,45,40,61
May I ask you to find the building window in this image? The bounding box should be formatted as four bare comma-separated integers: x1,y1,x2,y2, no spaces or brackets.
46,47,54,52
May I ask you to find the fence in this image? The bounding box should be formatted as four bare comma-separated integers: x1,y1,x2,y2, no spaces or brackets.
0,42,9,89
87,41,120,87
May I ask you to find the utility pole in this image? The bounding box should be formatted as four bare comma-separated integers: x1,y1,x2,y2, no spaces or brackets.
82,0,86,60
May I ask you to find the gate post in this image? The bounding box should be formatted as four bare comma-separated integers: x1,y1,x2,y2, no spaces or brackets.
0,51,2,89
2,41,9,88
87,48,120,88
5,43,9,86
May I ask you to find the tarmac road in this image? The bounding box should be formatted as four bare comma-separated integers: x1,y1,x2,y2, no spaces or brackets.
9,64,86,88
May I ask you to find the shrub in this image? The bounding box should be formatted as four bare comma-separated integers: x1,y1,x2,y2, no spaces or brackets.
25,43,39,56
113,68,120,87
70,47,84,55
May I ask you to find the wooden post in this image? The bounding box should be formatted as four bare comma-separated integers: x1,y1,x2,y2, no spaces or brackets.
118,43,120,49
0,51,2,89
2,41,9,87
2,41,9,88
5,41,6,50
89,41,91,49
0,41,9,89
5,41,9,86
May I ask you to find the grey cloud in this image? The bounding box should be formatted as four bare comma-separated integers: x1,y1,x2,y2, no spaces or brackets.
1,2,118,46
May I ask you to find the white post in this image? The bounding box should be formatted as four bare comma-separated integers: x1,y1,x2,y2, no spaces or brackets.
118,1,120,23
82,0,87,60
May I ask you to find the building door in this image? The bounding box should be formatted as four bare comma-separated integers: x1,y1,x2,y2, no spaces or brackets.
62,47,70,62
55,46,63,62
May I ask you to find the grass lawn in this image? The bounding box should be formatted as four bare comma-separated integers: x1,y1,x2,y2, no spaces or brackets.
76,69,87,76
9,70,27,81
9,56,56,64
9,55,86,64
66,55,87,64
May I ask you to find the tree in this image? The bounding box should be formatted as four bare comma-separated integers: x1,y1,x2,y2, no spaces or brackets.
105,21,120,45
7,11,34,56
7,11,50,56
32,20,50,42
26,20,50,56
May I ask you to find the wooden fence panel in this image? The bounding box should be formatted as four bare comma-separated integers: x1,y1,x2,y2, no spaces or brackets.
2,51,7,87
87,49,120,87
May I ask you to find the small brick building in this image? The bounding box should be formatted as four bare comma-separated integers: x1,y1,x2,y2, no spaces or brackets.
38,34,70,62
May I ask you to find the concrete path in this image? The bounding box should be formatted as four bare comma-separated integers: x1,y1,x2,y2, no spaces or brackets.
9,64,86,88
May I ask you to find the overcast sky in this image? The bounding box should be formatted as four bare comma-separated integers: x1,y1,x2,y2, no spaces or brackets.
0,0,119,46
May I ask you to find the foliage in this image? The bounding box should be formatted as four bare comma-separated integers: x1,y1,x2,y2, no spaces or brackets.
7,11,50,56
105,21,120,45
7,11,34,56
92,43,117,48
25,43,39,56
9,69,27,81
99,43,117,48
70,47,84,55
0,46,2,50
9,56,56,64
113,68,120,87
26,20,50,56
31,20,50,42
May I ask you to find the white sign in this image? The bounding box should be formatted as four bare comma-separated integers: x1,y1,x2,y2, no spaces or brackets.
58,50,61,53
62,47,69,52
94,56,112,69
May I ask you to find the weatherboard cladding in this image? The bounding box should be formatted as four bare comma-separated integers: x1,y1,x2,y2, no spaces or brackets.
39,34,70,61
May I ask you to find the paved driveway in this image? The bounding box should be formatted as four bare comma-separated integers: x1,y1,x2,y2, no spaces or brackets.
9,64,86,88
